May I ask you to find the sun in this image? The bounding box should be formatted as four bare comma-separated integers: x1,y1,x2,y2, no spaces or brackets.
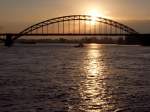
88,9,102,17
88,9,103,25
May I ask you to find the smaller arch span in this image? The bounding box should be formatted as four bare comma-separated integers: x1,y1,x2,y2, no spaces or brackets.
13,15,139,40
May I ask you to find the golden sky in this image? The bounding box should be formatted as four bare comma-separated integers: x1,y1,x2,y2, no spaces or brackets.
0,0,150,33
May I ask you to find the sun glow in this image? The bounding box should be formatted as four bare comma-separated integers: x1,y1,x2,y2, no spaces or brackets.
88,9,104,25
89,9,102,17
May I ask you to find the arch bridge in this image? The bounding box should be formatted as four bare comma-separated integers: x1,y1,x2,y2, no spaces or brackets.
1,15,139,46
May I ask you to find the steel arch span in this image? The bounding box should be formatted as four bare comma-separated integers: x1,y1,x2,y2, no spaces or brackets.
13,15,138,40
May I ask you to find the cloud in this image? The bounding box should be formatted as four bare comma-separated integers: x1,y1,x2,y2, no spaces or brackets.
122,20,150,33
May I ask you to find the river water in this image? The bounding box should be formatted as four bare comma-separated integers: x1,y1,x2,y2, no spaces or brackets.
0,44,150,112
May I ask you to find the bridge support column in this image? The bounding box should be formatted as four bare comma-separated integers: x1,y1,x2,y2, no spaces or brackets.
5,34,13,47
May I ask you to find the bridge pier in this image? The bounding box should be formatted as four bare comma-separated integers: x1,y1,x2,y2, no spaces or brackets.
5,34,13,47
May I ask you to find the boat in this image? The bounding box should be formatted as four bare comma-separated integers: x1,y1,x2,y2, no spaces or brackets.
74,43,84,48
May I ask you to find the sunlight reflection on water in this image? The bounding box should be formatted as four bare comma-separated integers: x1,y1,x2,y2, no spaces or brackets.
79,44,113,111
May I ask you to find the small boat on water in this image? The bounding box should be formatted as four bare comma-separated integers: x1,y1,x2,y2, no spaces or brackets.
74,43,84,48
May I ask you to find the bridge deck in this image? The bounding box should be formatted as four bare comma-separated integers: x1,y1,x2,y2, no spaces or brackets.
0,33,150,37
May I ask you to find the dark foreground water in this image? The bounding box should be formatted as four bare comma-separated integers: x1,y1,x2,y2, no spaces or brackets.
0,44,150,112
